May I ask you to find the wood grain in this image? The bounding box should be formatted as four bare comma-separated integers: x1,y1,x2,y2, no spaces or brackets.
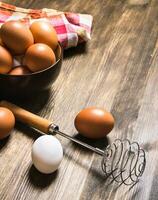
0,0,157,199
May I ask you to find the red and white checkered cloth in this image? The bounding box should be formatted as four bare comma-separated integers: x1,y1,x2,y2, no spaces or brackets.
0,2,93,49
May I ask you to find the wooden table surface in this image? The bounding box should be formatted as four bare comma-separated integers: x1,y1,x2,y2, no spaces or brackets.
0,0,157,199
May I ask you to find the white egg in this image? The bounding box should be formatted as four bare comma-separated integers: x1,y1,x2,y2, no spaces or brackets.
32,135,63,174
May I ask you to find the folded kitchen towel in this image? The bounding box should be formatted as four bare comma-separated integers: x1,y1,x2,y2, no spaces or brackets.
0,2,93,49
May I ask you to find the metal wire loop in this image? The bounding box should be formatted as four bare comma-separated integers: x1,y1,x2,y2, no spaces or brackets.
101,139,146,185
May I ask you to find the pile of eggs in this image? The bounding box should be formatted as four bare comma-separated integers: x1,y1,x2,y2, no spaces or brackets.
0,20,58,75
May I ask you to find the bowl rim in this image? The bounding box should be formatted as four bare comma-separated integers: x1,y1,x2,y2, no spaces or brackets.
0,43,63,77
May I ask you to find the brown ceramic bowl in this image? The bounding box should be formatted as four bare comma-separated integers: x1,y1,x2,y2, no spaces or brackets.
0,44,62,100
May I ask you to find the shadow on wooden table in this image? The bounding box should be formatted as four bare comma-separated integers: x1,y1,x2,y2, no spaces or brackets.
28,165,58,188
15,122,41,140
73,133,109,150
64,42,88,59
3,89,52,114
0,136,10,151
64,133,110,179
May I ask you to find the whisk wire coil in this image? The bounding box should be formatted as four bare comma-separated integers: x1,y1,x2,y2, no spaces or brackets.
101,139,146,185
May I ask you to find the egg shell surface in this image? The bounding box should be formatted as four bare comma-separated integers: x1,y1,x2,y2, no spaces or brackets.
32,135,63,174
9,65,31,75
0,107,15,139
30,21,58,51
0,20,34,55
74,107,115,139
23,43,56,72
0,45,13,74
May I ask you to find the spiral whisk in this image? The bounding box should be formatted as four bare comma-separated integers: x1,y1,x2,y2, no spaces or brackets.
50,125,146,186
101,139,146,185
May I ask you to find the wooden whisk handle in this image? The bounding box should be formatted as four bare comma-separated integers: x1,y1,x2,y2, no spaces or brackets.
0,100,51,134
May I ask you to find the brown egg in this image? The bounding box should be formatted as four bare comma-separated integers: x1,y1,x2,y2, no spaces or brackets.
0,107,15,139
0,45,13,74
30,21,58,51
74,107,114,139
23,43,56,72
0,20,34,55
9,65,31,75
